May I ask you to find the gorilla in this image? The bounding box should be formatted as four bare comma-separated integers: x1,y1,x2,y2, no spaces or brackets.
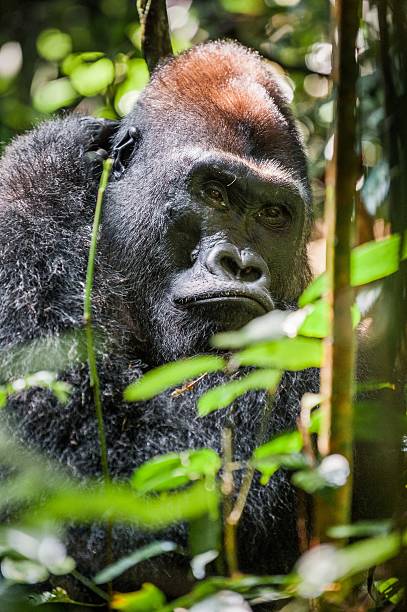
0,42,318,600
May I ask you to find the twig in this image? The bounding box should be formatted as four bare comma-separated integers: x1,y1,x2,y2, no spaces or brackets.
221,427,239,576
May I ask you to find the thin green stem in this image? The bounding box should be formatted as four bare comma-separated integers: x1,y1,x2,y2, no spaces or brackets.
84,158,113,485
71,569,110,602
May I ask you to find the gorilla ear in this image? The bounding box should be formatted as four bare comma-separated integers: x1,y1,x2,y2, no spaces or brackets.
111,127,141,180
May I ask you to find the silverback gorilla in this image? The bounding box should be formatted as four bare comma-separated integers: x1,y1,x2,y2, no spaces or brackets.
0,42,318,599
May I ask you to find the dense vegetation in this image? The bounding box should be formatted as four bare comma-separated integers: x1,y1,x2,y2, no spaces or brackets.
0,0,406,610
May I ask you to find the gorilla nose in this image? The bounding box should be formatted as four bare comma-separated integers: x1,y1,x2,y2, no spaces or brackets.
204,243,270,287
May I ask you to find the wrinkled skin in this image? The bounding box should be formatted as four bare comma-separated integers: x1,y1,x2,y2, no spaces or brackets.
0,42,318,602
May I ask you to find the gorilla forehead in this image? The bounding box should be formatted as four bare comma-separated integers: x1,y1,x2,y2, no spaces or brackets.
116,41,307,172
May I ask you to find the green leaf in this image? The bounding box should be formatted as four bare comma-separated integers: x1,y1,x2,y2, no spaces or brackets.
36,29,72,61
255,431,303,459
131,449,221,494
198,369,281,416
327,520,392,539
292,468,331,494
212,309,310,349
298,273,327,307
375,577,404,605
33,78,79,113
94,541,176,584
124,355,225,401
235,338,322,370
296,531,407,599
254,431,304,484
351,234,400,286
112,583,165,611
189,514,221,558
36,480,219,528
62,52,105,75
70,58,115,96
299,300,361,338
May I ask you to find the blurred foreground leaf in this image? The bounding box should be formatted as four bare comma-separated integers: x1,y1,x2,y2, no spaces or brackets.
94,541,176,584
112,583,165,611
296,530,407,598
33,480,219,529
36,29,72,62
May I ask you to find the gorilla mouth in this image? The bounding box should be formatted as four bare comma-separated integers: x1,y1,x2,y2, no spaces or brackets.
175,290,273,313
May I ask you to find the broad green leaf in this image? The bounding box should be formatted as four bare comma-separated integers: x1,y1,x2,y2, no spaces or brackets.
298,300,361,338
112,583,165,611
94,541,176,584
36,480,219,528
124,355,225,401
298,273,327,307
254,431,304,485
71,58,115,96
299,232,407,307
255,431,303,459
36,29,72,61
235,337,322,370
198,369,281,416
212,309,310,349
351,234,400,286
131,449,221,494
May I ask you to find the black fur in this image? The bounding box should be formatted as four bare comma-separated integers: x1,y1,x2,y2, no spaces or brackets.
0,42,318,600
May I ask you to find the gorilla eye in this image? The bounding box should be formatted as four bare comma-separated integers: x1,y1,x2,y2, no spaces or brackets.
202,183,228,208
256,205,291,229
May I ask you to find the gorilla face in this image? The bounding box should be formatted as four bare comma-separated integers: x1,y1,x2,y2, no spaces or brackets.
103,145,310,363
102,43,312,364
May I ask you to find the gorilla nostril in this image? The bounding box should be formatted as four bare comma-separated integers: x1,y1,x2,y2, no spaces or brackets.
220,256,240,278
240,265,262,283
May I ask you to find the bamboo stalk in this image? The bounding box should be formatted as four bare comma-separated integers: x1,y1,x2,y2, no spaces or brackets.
316,0,360,538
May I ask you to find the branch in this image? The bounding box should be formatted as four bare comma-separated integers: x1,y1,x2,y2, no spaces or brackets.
137,0,173,74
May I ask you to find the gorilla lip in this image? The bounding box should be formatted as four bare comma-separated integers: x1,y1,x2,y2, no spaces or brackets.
175,291,272,313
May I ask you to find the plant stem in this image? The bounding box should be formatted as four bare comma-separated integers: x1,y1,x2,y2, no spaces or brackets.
84,158,113,486
316,0,359,538
221,427,239,576
71,569,110,602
